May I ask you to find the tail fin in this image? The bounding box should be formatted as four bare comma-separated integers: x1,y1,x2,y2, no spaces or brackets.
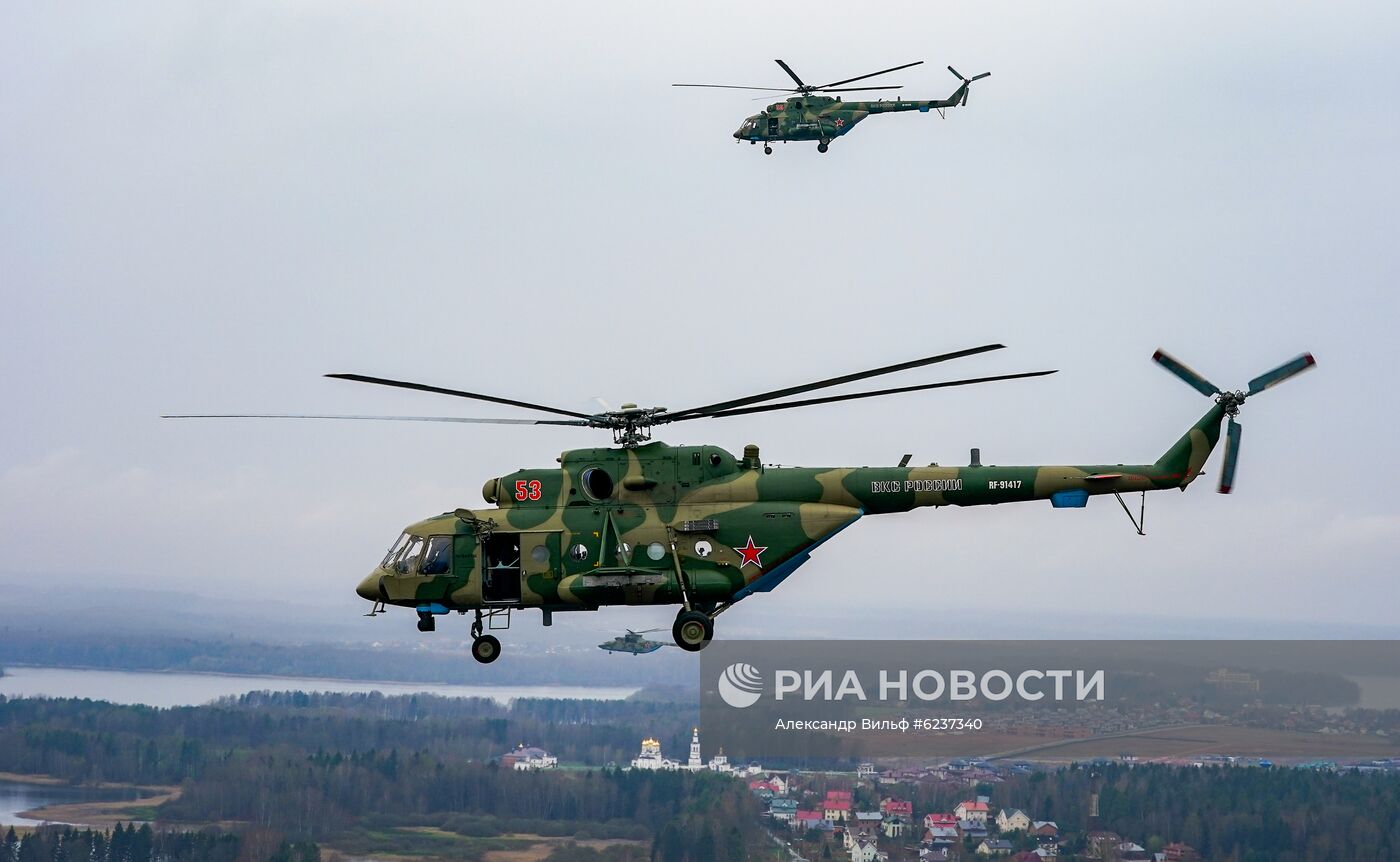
1154,402,1228,488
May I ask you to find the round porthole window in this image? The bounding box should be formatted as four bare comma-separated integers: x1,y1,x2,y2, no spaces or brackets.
646,542,666,561
569,543,589,561
531,545,550,563
694,540,713,558
581,467,614,500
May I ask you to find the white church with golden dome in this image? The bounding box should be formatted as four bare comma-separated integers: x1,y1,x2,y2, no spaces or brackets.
628,728,760,775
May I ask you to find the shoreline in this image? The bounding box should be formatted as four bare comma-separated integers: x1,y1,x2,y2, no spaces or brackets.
0,663,641,696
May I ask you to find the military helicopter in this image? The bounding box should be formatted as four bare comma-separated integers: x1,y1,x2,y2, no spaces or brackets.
598,629,671,655
165,344,1314,664
673,59,988,154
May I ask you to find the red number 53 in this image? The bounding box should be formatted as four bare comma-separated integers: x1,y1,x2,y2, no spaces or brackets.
514,480,543,501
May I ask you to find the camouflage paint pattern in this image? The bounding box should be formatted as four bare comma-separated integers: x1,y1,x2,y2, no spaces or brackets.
357,403,1227,614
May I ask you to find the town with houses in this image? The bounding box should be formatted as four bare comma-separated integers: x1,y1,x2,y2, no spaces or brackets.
497,729,1400,861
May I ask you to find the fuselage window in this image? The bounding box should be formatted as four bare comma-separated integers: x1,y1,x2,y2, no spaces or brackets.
420,536,452,575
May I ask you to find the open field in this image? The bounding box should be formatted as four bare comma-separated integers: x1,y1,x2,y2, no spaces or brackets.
17,786,180,827
327,826,646,862
1003,724,1400,763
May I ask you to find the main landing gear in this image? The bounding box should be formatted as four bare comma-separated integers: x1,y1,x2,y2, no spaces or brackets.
817,140,830,153
764,145,773,155
672,609,715,652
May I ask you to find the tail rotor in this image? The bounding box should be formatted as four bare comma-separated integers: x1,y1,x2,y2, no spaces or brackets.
1153,349,1316,494
947,66,991,106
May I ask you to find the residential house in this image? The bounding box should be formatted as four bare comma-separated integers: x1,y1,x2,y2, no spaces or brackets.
1031,821,1058,839
855,812,883,829
1162,844,1200,862
768,798,798,821
881,814,906,839
793,810,826,832
824,798,852,822
924,813,959,831
959,819,989,841
850,839,882,862
996,809,1031,833
880,798,913,818
956,800,991,824
920,850,950,862
500,745,558,770
978,839,1014,856
1115,842,1151,861
924,826,958,847
844,828,873,851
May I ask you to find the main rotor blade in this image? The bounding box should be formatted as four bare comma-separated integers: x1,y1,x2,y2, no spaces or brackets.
664,344,1006,421
161,414,588,426
691,370,1058,420
818,60,924,90
325,373,593,420
672,84,798,92
818,86,904,92
1218,417,1242,494
1152,349,1221,397
775,59,807,89
1246,353,1316,396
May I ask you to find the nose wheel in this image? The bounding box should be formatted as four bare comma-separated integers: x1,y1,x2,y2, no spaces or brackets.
763,145,773,155
672,609,714,652
470,610,502,663
817,140,829,153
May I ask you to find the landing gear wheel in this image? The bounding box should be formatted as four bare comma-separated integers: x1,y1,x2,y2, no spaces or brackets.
673,610,713,652
472,635,501,664
763,145,773,155
417,613,436,633
817,141,829,153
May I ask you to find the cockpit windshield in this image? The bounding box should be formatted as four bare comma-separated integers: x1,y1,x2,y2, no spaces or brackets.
381,533,410,568
381,533,451,576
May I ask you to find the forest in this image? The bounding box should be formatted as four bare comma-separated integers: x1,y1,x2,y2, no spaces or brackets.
3,693,1400,861
0,692,755,862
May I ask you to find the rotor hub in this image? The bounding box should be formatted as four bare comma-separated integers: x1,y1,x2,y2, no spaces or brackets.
1216,390,1246,417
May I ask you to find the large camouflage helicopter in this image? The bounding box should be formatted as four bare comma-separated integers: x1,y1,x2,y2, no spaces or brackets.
598,629,671,656
166,345,1313,664
673,59,988,154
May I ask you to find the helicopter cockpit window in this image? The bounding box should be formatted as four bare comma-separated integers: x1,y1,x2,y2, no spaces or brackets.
381,532,410,568
420,536,452,575
581,467,614,501
393,535,425,575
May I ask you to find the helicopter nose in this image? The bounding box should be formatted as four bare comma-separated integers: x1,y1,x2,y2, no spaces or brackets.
355,571,383,602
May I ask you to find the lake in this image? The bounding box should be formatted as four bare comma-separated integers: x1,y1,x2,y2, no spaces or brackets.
0,666,637,708
0,780,141,828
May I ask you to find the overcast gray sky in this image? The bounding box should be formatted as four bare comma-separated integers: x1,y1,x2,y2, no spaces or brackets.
2,1,1397,645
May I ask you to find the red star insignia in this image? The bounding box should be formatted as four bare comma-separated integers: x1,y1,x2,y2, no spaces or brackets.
736,535,767,569
834,118,845,127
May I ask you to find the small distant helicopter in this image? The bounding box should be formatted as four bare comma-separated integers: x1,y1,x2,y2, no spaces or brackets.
674,59,988,154
598,629,671,655
166,345,1314,664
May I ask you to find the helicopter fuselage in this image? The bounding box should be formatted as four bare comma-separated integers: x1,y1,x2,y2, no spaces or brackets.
734,93,964,146
356,403,1224,619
